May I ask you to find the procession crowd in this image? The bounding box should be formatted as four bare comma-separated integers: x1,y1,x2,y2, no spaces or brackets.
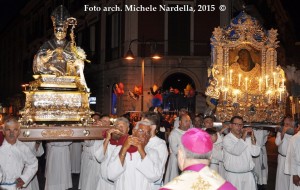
1,108,300,190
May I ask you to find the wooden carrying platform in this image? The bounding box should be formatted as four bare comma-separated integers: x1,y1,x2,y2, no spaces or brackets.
2,125,110,141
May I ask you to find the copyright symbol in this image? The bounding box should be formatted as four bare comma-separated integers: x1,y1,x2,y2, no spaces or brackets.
219,5,226,11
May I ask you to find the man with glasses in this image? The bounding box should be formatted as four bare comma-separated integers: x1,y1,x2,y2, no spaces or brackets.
107,120,162,190
223,116,260,190
141,112,168,190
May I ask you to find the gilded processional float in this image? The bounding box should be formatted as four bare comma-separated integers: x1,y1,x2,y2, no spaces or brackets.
206,11,287,126
18,6,108,140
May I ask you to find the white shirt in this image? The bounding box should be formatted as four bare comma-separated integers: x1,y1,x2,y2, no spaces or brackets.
0,140,38,190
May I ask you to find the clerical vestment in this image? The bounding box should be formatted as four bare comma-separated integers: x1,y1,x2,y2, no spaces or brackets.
275,132,292,190
79,140,102,190
107,143,162,190
165,128,186,183
252,129,269,185
45,141,72,190
23,142,44,190
285,131,300,190
95,141,116,190
223,132,260,190
147,136,168,190
160,164,236,190
0,140,38,190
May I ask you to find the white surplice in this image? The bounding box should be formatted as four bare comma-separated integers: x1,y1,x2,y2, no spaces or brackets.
107,143,162,190
79,140,102,190
252,129,269,185
45,141,72,190
223,132,260,190
147,136,168,190
23,142,44,190
210,133,223,174
70,141,82,174
95,140,116,190
164,128,186,183
285,131,300,190
275,131,292,190
0,140,38,190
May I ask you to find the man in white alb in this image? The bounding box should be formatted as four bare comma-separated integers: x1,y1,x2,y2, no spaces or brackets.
0,116,38,190
223,116,260,190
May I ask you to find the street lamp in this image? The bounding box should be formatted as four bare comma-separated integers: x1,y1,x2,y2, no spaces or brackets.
125,39,162,111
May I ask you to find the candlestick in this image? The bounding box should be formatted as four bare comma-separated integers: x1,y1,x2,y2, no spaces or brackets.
229,70,233,84
245,77,248,91
259,78,262,91
238,74,241,86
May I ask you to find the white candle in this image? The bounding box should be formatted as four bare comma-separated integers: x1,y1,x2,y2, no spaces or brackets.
268,93,270,103
238,74,241,86
259,78,262,91
265,75,268,88
224,91,227,100
282,78,284,87
230,70,233,84
279,91,282,101
221,77,224,88
245,77,248,91
273,72,276,85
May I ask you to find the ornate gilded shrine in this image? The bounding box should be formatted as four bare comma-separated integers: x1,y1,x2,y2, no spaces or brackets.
205,11,287,123
17,6,107,140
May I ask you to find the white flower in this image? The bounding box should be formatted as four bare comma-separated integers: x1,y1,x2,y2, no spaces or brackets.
76,46,87,60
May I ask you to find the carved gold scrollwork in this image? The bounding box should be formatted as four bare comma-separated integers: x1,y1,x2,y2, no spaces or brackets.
41,129,74,137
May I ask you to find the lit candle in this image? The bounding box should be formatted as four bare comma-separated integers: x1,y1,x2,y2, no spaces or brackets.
245,77,248,91
265,75,268,88
224,91,227,100
221,77,224,88
273,72,276,85
281,78,284,87
259,78,262,91
279,91,282,101
233,90,238,103
230,70,233,84
268,93,270,103
238,74,242,86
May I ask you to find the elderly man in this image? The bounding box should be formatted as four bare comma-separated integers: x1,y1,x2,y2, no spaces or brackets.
0,116,38,190
107,120,162,190
223,116,260,190
165,114,191,183
161,128,236,190
94,117,130,190
141,112,168,189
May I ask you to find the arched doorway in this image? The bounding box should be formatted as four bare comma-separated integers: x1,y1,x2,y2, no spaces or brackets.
162,73,196,113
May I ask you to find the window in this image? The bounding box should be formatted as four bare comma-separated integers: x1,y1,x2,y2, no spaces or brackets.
167,4,191,56
106,12,121,61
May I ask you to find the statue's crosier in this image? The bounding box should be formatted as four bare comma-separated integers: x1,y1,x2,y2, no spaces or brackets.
33,5,89,90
